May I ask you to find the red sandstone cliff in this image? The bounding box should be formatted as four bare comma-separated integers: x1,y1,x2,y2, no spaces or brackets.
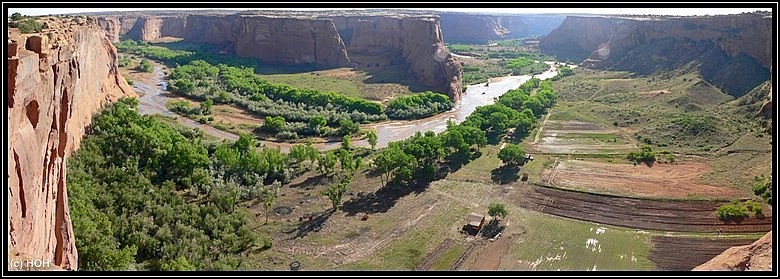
98,15,185,42
185,12,462,99
7,16,134,270
693,231,772,271
329,15,463,99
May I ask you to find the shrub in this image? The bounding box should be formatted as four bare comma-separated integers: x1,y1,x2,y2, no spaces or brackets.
18,18,43,34
716,200,748,221
136,59,154,73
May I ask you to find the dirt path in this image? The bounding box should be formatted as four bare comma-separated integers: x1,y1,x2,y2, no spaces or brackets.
468,234,516,270
414,238,454,271
275,200,441,265
532,109,552,144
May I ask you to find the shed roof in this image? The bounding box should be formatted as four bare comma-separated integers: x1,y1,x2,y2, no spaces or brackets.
467,212,485,227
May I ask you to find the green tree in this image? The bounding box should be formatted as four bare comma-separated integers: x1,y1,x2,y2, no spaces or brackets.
136,59,154,73
753,175,772,204
488,202,508,220
367,130,378,150
308,115,327,134
498,144,526,165
341,135,352,151
11,12,23,21
324,174,352,211
339,119,360,136
263,116,286,134
199,99,214,115
160,256,196,271
318,151,338,176
261,182,280,225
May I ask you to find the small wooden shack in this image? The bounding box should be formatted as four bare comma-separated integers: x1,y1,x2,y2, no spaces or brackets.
465,212,486,232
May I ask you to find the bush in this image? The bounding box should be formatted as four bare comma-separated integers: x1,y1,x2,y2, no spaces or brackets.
627,145,656,163
136,59,154,73
716,200,749,221
11,12,23,21
18,18,43,34
386,91,453,120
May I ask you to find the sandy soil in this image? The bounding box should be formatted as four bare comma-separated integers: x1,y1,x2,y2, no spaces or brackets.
543,159,745,199
529,120,637,154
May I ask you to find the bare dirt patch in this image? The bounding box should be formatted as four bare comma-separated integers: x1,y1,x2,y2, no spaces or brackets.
637,89,672,98
467,234,518,270
513,184,772,233
529,120,636,154
543,159,746,199
649,235,759,270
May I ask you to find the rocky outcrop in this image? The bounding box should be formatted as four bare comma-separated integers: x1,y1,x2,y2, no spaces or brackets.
98,15,185,42
693,231,772,271
7,16,134,270
540,12,772,98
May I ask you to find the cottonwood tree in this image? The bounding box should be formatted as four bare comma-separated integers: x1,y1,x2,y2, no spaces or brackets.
498,144,526,166
488,202,508,221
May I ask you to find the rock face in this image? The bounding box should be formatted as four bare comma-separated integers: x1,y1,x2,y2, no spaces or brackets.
98,15,185,42
439,13,565,43
693,231,773,271
540,12,772,97
102,11,462,99
328,15,462,99
7,16,134,270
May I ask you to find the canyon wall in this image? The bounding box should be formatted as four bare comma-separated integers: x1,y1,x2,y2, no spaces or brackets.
98,15,185,42
104,12,462,99
328,15,462,99
540,12,772,97
438,13,565,43
7,16,134,270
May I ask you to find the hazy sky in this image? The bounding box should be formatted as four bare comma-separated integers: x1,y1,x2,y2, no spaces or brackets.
7,7,772,17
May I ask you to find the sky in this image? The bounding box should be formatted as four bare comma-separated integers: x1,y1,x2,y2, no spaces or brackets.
6,7,772,17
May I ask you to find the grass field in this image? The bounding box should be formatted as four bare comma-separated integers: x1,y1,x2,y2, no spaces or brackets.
501,209,656,270
259,67,416,102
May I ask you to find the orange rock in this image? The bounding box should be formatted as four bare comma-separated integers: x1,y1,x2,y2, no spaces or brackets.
693,231,772,271
7,17,135,271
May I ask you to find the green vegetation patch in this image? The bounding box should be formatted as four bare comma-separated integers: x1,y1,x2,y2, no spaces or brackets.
386,91,454,120
505,210,655,270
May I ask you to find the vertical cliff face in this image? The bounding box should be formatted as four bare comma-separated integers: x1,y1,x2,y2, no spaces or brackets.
97,11,462,100
7,16,134,270
439,13,510,44
540,13,772,97
182,13,462,99
234,16,351,67
438,13,565,44
98,15,185,42
329,14,462,99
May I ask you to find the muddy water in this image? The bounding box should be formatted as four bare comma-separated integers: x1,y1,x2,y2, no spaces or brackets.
366,61,566,148
133,62,569,151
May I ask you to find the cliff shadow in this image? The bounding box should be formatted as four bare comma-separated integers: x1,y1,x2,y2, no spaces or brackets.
361,66,430,93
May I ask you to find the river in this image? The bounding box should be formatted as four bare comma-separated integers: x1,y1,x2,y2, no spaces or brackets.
133,61,570,152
